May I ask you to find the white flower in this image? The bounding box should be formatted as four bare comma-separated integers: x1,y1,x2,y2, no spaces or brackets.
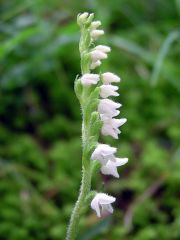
91,29,104,39
102,72,120,84
95,45,111,53
101,158,128,178
101,115,127,139
91,193,116,217
90,21,101,30
91,143,117,165
80,74,99,86
90,60,101,70
90,50,107,62
78,12,89,21
100,85,119,98
98,99,121,117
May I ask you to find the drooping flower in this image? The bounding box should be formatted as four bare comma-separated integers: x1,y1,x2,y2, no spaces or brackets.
91,193,116,217
91,143,117,165
101,158,128,178
81,73,100,86
101,115,127,139
98,99,121,117
100,85,119,98
102,72,120,84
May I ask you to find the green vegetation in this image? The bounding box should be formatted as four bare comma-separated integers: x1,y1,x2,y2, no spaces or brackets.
0,0,180,239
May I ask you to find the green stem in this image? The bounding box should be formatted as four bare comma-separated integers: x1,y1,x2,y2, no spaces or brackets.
66,16,93,240
66,108,91,240
66,165,91,240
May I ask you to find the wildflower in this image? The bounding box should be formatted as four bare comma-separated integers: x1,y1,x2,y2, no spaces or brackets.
101,158,128,178
100,85,119,98
102,72,120,84
101,115,127,139
81,73,100,86
90,21,101,30
91,143,117,165
90,49,107,62
95,45,111,53
90,60,101,70
91,193,116,217
78,12,89,22
67,13,128,239
98,99,121,117
90,29,104,39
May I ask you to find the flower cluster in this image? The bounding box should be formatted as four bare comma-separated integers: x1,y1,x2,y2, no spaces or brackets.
78,13,128,218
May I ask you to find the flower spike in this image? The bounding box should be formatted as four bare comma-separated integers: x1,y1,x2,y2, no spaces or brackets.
67,12,128,240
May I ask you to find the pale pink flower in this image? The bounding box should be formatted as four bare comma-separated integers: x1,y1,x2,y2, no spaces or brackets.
80,74,99,86
91,193,116,217
101,158,128,178
98,99,121,117
102,72,120,84
100,85,119,98
91,143,117,165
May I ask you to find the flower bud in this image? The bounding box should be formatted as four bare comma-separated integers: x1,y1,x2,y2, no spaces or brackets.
77,12,89,25
90,21,101,30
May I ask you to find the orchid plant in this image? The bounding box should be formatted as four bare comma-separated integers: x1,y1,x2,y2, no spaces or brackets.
66,12,128,240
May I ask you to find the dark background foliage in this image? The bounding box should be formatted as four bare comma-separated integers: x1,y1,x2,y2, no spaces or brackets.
0,0,180,239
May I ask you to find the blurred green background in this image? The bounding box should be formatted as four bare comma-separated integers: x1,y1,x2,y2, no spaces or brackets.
0,0,180,239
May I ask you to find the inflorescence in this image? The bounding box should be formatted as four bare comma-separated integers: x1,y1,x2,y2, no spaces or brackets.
77,12,128,218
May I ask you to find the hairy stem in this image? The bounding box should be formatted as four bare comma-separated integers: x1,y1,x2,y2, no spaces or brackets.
66,16,93,240
66,165,91,240
66,106,91,240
